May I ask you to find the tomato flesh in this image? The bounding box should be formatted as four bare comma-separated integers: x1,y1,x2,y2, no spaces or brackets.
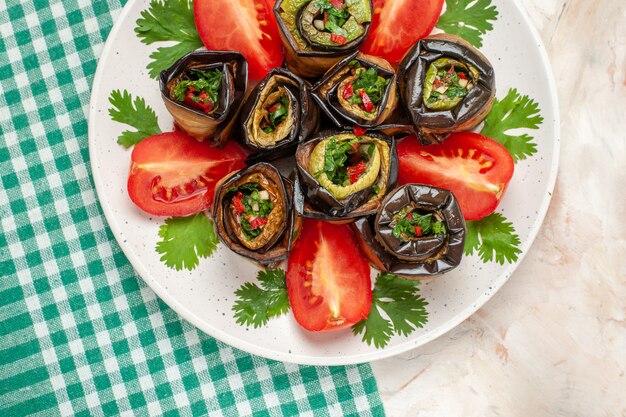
287,220,372,332
397,132,515,221
360,0,444,63
127,132,247,217
194,0,284,80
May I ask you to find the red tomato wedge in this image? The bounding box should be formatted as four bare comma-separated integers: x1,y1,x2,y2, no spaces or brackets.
360,0,444,63
194,0,284,80
287,220,372,332
397,132,515,221
127,132,247,217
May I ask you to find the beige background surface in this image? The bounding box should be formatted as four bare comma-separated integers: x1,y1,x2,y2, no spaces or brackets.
372,0,626,415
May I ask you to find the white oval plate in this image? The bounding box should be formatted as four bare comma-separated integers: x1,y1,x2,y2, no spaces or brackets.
89,0,559,365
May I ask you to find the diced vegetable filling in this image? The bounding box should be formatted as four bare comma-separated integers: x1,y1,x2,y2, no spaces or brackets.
423,58,478,110
230,183,274,240
318,137,375,185
391,205,447,242
427,66,472,104
173,68,222,114
314,0,349,44
261,96,290,134
341,62,390,113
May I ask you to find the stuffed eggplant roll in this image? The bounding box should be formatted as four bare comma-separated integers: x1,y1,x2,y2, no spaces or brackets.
397,34,495,145
160,50,247,146
212,163,299,266
295,130,397,220
274,0,372,78
353,184,466,278
240,68,319,161
313,52,398,128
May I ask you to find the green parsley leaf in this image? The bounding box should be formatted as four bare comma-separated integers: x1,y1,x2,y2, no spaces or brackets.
480,88,543,162
436,0,499,48
464,213,522,264
134,0,204,79
353,273,429,348
155,213,219,271
108,89,161,148
233,269,290,328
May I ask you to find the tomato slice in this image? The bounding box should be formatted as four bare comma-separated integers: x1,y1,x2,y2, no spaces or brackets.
287,220,372,332
360,0,444,63
194,0,284,80
397,132,515,221
127,132,247,217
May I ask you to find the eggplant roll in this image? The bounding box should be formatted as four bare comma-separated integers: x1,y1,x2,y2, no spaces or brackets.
313,52,398,128
212,163,299,265
397,34,496,145
352,184,466,278
295,130,398,220
240,68,319,161
160,50,247,146
274,0,372,79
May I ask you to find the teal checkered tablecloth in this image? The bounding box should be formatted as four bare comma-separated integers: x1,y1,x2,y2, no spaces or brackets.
0,1,385,415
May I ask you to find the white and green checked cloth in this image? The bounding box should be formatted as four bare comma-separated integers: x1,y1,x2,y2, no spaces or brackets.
0,1,385,415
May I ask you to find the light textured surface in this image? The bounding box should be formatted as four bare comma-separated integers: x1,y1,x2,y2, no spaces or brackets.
373,0,626,415
0,1,383,416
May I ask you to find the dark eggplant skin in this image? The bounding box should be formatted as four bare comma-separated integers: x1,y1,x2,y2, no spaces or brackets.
212,163,301,267
240,68,319,163
273,0,373,79
312,52,399,129
352,184,466,279
160,50,247,146
397,34,496,145
294,130,398,221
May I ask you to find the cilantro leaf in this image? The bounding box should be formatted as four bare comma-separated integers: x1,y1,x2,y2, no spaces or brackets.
436,0,499,48
108,90,161,148
233,269,290,328
353,273,429,348
480,88,543,162
464,213,522,264
156,213,219,271
135,0,204,79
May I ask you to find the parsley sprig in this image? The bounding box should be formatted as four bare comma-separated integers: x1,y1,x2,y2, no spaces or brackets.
155,213,220,271
233,269,290,328
352,273,429,348
480,88,543,162
436,0,499,48
464,213,522,264
108,89,161,148
135,0,204,79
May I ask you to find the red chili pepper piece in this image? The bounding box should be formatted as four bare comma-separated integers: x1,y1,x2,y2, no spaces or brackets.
406,213,414,220
249,217,268,229
330,33,347,45
347,161,367,184
353,125,367,136
330,0,344,8
458,72,467,80
414,226,423,237
268,103,279,113
358,89,374,112
342,83,354,99
232,192,245,214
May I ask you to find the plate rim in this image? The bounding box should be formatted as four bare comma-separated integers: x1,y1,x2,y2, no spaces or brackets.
88,0,560,365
